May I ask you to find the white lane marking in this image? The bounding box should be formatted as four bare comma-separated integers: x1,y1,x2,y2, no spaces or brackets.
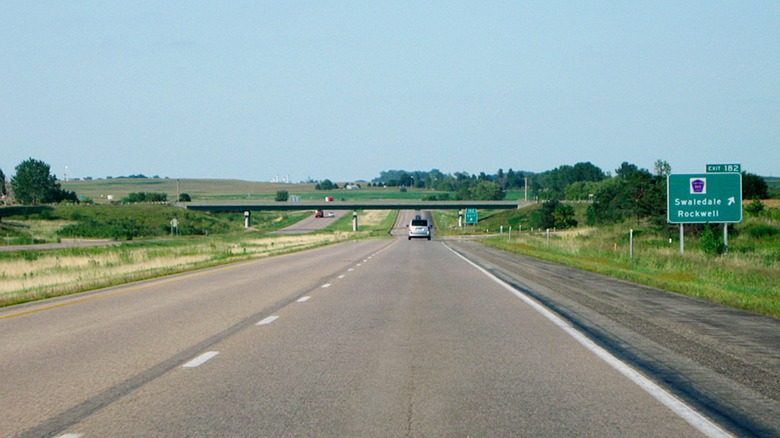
183,351,219,368
338,275,346,279
348,268,355,272
321,283,331,289
363,259,368,262
356,263,362,267
444,244,731,438
256,315,279,325
57,434,83,438
297,296,311,302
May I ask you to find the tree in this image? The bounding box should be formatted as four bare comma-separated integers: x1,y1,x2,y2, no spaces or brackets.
316,179,336,190
0,167,7,204
586,163,666,226
653,159,672,177
275,190,289,202
10,158,76,205
742,172,769,199
467,181,506,201
552,203,578,229
505,168,519,189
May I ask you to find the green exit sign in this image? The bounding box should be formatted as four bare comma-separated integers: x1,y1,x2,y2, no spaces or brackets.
706,163,741,173
465,208,478,224
667,174,742,224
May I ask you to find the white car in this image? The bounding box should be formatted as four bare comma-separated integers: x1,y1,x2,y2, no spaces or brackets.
408,218,431,240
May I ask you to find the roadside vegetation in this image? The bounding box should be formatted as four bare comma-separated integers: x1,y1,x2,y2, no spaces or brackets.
0,233,353,308
0,203,396,307
435,202,780,318
2,159,778,316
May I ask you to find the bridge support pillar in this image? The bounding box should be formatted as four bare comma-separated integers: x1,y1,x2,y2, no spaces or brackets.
244,211,251,228
352,211,358,232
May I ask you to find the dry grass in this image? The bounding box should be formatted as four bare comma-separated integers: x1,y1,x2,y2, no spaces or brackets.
0,232,354,307
357,210,391,227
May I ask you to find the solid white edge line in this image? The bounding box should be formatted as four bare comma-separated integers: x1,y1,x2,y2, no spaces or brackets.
182,351,219,368
443,244,731,438
256,315,279,325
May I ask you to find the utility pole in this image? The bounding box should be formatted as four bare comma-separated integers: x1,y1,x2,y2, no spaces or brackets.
524,177,528,201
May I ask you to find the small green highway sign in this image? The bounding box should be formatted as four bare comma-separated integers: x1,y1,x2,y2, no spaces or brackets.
667,173,742,224
465,208,478,224
706,163,741,173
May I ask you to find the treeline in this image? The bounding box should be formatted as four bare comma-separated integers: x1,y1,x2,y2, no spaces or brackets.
371,161,771,227
122,192,167,203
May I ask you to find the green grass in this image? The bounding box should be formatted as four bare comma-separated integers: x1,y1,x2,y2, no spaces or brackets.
0,204,319,245
475,214,780,318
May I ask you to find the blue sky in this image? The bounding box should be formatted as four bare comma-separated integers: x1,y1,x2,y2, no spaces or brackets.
2,2,778,182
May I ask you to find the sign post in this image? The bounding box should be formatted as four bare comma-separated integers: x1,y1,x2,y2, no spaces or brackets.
668,171,742,254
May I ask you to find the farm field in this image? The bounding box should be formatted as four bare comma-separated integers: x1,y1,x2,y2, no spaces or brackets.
60,178,458,203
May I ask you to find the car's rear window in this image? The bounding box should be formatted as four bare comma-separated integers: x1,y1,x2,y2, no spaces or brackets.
411,219,428,226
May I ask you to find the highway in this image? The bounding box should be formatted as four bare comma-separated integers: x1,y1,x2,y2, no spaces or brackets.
271,209,347,234
1,212,777,437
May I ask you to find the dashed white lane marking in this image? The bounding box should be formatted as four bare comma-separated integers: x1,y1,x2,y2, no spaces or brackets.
256,315,279,325
338,275,346,279
297,296,311,303
444,244,731,438
321,283,331,288
363,259,368,262
183,351,219,368
356,263,362,267
348,268,355,272
57,434,83,438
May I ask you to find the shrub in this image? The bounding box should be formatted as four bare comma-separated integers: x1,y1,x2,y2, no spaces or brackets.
746,224,779,239
275,190,289,202
745,198,765,217
701,223,725,256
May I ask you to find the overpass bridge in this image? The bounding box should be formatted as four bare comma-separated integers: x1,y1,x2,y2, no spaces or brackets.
185,200,530,213
184,200,532,228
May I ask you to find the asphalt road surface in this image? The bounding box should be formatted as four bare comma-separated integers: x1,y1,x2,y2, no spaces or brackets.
272,210,347,234
1,213,776,437
392,210,436,239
